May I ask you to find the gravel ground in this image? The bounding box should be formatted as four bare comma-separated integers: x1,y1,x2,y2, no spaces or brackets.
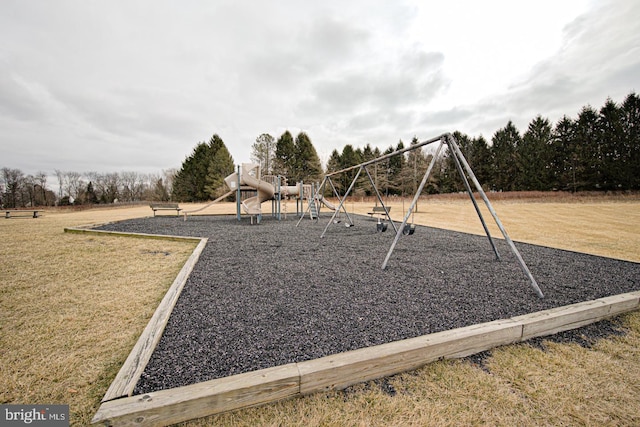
96,214,640,394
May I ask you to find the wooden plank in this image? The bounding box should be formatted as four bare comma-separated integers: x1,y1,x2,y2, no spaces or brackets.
102,237,209,402
600,291,640,316
64,227,201,243
92,293,640,425
513,299,612,340
297,318,521,394
92,364,300,427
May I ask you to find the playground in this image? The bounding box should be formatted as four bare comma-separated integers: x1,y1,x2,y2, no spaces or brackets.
87,135,640,425
2,196,640,426
94,212,640,395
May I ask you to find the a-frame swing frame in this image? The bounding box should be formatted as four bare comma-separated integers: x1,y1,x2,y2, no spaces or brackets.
306,132,544,299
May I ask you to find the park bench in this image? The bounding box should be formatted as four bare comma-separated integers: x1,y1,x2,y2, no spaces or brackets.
149,203,182,217
368,206,391,219
5,210,40,219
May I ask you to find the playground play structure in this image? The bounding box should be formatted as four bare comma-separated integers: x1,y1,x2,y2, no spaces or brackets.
224,163,335,223
182,163,337,222
182,132,542,299
297,132,544,299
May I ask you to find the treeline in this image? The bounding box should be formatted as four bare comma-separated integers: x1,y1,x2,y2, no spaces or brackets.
171,134,234,202
251,131,323,183
3,92,637,208
326,92,640,196
170,130,324,202
0,168,175,208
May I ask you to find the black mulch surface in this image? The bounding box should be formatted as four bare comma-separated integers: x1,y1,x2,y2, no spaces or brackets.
95,214,640,394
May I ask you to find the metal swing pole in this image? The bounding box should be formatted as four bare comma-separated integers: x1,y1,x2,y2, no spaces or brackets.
448,139,501,260
296,176,326,227
363,165,397,233
382,139,445,270
321,166,362,238
326,176,355,226
446,134,544,298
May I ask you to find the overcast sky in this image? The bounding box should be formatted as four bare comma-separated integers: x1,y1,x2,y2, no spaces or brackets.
1,0,639,178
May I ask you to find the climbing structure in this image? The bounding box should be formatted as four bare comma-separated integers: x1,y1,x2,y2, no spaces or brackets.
223,163,330,223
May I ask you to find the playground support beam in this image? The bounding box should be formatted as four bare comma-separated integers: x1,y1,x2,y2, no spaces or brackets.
236,165,241,221
381,139,444,270
321,167,362,238
363,165,397,234
445,134,544,298
312,132,544,299
325,134,445,179
325,177,355,226
448,138,501,260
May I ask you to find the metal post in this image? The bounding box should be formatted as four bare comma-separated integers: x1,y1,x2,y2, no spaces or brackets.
382,139,445,270
277,176,281,220
297,177,325,226
363,165,397,233
321,166,362,238
326,177,355,226
448,140,501,260
236,165,241,221
446,134,544,298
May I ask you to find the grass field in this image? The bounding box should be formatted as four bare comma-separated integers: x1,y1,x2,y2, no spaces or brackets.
1,194,639,426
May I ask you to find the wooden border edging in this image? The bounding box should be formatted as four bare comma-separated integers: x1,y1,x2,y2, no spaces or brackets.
102,237,208,401
92,291,640,426
92,364,300,427
64,227,204,244
63,226,207,401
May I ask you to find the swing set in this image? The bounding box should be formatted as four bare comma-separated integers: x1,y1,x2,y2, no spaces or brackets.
297,132,544,299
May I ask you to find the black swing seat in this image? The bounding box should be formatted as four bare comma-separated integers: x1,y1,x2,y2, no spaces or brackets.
403,224,416,235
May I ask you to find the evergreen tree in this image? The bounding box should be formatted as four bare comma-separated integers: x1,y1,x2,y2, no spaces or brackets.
205,142,234,199
386,141,405,195
325,149,342,195
273,131,296,177
172,143,210,201
598,98,625,189
468,135,492,188
550,116,577,191
152,178,170,201
293,132,324,183
172,134,234,202
337,144,362,195
490,121,521,191
573,106,600,190
519,116,553,190
621,92,640,189
439,132,472,193
326,149,342,173
360,143,380,196
402,136,430,196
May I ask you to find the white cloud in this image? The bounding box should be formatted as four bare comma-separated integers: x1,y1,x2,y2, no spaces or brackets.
0,0,638,177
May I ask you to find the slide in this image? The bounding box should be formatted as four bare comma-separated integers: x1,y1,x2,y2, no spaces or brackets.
241,165,275,215
223,163,275,215
222,163,305,217
318,195,337,211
